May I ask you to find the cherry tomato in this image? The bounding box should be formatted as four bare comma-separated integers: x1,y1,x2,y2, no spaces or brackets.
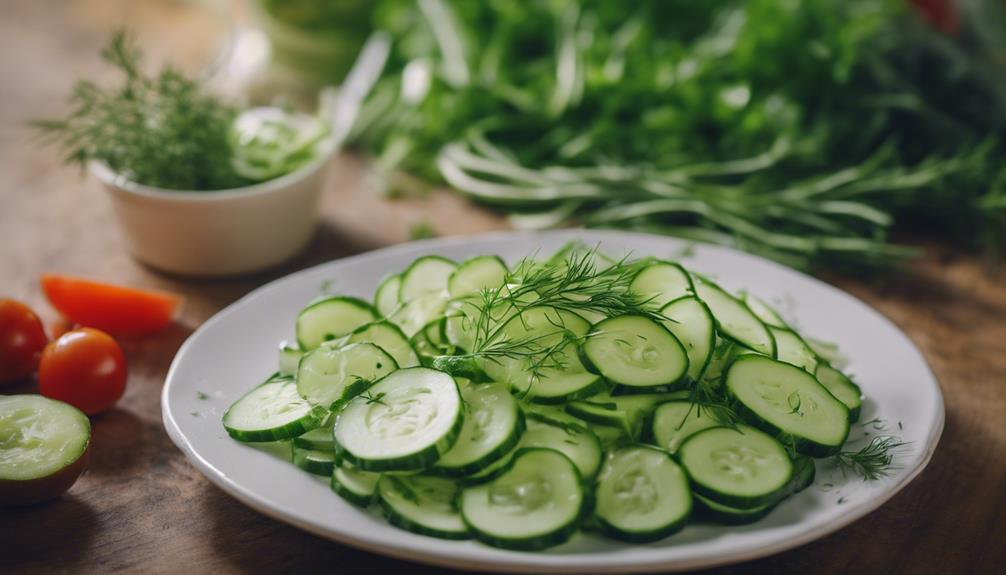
0,299,48,384
38,328,127,415
41,274,183,336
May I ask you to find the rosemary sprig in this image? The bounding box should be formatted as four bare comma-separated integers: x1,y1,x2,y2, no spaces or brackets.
832,436,908,480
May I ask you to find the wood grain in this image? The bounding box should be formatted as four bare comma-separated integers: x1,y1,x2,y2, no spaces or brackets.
1,1,1004,573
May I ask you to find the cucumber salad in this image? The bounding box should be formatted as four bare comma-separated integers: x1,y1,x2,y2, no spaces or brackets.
222,242,877,550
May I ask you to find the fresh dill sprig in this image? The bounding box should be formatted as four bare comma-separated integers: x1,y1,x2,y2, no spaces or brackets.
361,391,387,406
832,436,908,480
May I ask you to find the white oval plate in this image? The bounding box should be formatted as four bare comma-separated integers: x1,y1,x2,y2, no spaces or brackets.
163,230,943,573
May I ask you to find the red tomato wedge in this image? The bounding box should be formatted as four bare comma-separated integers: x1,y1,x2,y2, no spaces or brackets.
41,275,183,336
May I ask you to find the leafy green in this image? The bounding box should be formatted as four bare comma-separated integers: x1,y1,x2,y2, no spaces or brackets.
351,0,1006,271
34,30,248,190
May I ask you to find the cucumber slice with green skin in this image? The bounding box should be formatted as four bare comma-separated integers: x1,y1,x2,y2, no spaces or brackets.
293,446,336,476
223,376,328,442
292,417,335,451
595,445,692,542
787,455,816,495
399,255,457,302
0,395,91,505
815,364,863,422
520,412,603,479
460,448,587,550
334,368,464,472
375,274,402,318
693,277,776,357
678,425,793,509
547,240,618,268
770,327,818,373
296,296,378,350
661,296,716,382
331,464,380,507
742,293,788,329
582,315,689,388
726,356,851,457
332,320,421,368
431,383,525,476
379,475,470,540
296,342,398,410
460,445,519,486
651,400,722,454
630,262,694,309
482,307,605,403
278,343,303,376
392,291,448,338
448,255,508,298
694,492,776,526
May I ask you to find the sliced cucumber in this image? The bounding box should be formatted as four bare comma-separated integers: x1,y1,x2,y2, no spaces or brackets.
296,296,377,350
678,425,793,509
788,455,817,495
742,293,788,329
582,315,689,388
0,395,91,505
770,327,818,373
726,356,851,456
278,343,303,377
334,367,463,472
693,277,775,357
481,307,604,403
651,400,721,453
630,261,694,309
694,493,776,525
520,412,603,479
296,342,398,410
815,364,863,422
399,255,457,301
595,445,692,542
332,320,421,368
293,417,335,451
432,382,525,476
331,463,380,506
375,274,402,317
392,291,448,338
223,376,328,442
461,448,586,550
379,475,470,540
660,296,716,382
448,255,508,298
293,446,336,476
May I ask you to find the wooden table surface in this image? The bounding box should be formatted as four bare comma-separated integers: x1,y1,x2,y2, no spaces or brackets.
2,1,1004,573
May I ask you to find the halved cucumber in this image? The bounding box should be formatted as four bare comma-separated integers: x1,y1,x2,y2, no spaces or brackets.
651,400,722,454
460,448,586,550
582,315,689,388
331,463,380,506
693,277,775,357
374,274,402,317
678,425,793,509
293,446,336,476
331,320,421,368
378,475,470,540
629,261,694,309
660,296,716,382
399,255,457,301
0,395,91,505
296,296,377,350
770,327,817,373
726,356,851,457
595,445,692,542
296,342,398,410
334,367,463,472
815,364,863,422
520,412,603,479
278,343,303,376
448,255,508,298
223,376,328,442
482,307,605,403
432,382,525,476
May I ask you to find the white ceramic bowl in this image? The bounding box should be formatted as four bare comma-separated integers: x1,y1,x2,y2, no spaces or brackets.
90,153,331,277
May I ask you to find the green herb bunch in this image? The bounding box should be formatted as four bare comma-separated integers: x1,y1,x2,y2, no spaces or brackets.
351,0,1006,272
35,30,248,191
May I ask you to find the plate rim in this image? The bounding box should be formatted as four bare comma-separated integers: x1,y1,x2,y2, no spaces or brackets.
162,229,945,573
